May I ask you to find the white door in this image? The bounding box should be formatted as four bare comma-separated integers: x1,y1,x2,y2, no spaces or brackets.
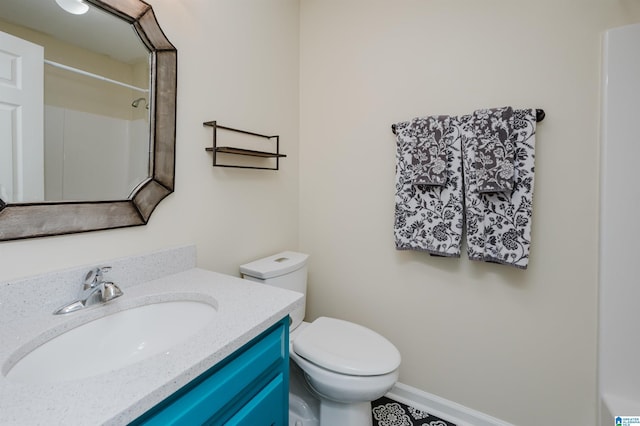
0,30,44,203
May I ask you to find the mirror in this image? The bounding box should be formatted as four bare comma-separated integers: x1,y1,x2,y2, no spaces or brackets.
0,0,177,241
0,0,151,203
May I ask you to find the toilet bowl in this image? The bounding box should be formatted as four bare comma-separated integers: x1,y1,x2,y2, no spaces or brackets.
240,252,401,426
291,350,399,403
291,318,400,425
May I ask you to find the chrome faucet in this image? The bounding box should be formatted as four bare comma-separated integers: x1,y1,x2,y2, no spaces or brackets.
53,266,123,315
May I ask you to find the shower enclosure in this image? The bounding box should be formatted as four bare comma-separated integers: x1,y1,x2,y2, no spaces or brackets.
599,22,640,425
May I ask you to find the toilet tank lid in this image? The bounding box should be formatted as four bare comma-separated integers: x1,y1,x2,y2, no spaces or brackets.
240,251,309,279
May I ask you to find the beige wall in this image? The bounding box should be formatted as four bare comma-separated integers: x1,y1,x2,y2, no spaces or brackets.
299,0,640,425
0,0,300,279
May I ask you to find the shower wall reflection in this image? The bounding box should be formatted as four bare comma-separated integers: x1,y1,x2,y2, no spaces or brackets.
44,106,148,201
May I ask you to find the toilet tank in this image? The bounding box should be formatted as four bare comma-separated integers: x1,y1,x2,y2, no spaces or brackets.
240,251,308,330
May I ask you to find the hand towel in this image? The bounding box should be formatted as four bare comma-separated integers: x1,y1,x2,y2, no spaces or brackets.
471,107,516,193
411,116,450,186
394,117,464,257
462,108,537,269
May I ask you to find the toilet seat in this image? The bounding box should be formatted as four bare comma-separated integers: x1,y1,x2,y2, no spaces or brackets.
292,317,401,376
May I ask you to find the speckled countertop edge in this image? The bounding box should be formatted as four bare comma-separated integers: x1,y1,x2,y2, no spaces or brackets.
0,248,303,426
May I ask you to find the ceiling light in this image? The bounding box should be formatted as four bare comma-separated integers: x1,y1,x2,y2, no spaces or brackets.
55,0,89,15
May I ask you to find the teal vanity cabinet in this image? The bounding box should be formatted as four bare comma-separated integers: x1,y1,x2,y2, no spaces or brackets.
131,317,289,426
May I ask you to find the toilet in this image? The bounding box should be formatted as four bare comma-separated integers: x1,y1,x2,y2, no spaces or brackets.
240,251,401,426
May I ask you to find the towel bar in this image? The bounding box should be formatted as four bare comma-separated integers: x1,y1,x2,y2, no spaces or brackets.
390,108,545,135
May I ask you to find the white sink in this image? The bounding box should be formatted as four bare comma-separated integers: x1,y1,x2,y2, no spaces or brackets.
5,300,217,383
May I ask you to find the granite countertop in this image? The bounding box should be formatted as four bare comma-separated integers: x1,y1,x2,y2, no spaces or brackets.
0,267,303,425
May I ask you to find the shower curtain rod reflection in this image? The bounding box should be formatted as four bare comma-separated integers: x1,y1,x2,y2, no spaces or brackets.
44,60,149,93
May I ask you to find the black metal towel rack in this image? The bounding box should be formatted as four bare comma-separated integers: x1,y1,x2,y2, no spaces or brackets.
390,108,545,135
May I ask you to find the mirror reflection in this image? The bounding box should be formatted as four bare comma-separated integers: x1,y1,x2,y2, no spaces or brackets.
0,0,150,204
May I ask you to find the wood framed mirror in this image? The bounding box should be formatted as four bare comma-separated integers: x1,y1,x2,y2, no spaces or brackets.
0,0,177,241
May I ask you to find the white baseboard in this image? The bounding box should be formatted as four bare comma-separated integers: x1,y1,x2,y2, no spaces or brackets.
386,382,514,426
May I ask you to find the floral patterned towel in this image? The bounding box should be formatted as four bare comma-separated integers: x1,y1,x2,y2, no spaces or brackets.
394,117,464,257
411,116,450,186
461,109,537,269
470,107,516,193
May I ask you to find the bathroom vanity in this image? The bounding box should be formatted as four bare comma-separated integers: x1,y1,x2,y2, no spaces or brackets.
0,246,303,425
131,318,289,425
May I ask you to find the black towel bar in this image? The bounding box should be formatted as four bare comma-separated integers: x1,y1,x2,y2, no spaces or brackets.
390,108,545,135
